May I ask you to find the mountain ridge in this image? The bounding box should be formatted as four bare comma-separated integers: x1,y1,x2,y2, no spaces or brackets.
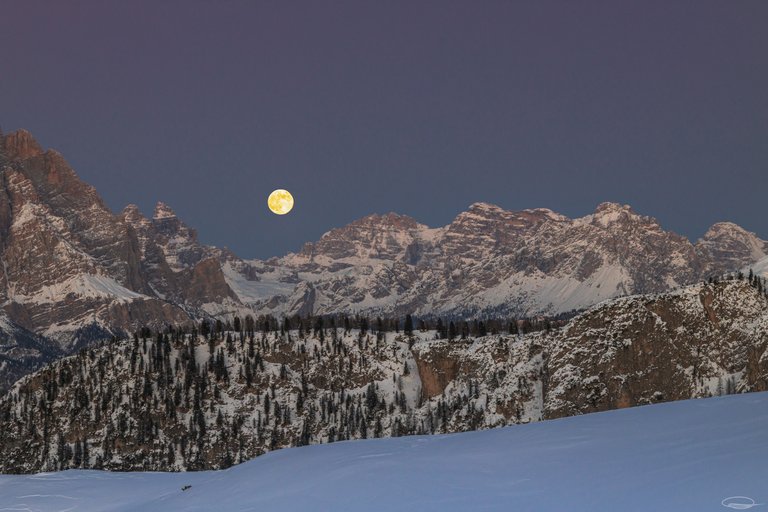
1,127,767,390
1,278,766,473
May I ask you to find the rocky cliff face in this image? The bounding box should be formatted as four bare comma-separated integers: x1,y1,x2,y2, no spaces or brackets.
0,130,193,347
0,130,253,351
543,278,768,418
0,279,765,473
119,201,238,307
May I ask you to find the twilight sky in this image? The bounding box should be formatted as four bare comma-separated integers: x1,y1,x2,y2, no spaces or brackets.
1,1,766,259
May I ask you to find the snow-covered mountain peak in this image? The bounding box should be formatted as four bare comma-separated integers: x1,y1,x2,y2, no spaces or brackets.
296,211,429,262
697,222,768,273
594,201,631,212
468,201,505,213
587,202,646,227
702,221,764,245
450,202,515,227
522,207,568,222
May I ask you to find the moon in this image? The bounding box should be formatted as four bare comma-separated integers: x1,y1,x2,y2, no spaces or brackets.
267,189,294,215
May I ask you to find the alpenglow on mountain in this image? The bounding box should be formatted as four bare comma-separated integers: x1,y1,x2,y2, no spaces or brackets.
0,128,767,385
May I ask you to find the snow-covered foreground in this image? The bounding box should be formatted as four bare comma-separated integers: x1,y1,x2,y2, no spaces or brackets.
1,393,767,512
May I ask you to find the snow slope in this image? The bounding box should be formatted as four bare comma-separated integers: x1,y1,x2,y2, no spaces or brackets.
1,392,766,512
750,255,768,278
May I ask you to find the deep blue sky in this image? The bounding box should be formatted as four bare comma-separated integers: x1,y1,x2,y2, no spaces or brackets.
1,1,766,259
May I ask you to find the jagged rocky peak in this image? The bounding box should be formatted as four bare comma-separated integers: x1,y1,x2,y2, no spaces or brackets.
587,201,650,227
122,203,141,216
595,201,631,213
120,204,149,227
345,211,424,230
467,201,506,214
300,212,428,261
150,200,198,242
452,202,563,229
2,129,43,160
465,201,564,220
0,128,193,350
522,207,568,222
0,130,78,198
701,221,766,249
0,131,100,215
450,202,504,229
446,202,532,244
153,201,178,220
456,202,511,221
697,221,768,273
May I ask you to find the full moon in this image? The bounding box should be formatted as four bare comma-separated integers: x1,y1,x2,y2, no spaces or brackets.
267,189,294,215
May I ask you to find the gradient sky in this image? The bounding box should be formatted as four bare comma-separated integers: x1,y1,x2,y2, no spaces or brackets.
1,1,766,259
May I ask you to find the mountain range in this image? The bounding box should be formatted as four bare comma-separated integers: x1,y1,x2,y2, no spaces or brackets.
1,128,767,390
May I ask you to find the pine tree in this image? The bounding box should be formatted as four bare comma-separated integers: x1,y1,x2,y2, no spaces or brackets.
73,439,82,468
436,318,446,339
